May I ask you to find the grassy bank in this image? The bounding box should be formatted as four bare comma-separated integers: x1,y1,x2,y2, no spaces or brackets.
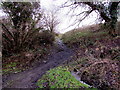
37,66,97,89
61,23,120,89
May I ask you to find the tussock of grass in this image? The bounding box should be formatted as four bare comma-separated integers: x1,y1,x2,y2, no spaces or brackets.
37,66,93,88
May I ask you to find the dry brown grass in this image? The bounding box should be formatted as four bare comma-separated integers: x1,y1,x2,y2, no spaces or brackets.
82,59,119,89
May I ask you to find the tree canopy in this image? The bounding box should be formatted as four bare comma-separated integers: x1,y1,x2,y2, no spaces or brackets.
2,2,41,30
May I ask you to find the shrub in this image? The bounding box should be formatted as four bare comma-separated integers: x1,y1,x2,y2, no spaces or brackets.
35,30,55,45
2,23,39,57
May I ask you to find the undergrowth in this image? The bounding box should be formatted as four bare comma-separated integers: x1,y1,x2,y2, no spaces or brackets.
61,24,120,89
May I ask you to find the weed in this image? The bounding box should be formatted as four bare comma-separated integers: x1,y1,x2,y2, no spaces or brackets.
2,62,21,74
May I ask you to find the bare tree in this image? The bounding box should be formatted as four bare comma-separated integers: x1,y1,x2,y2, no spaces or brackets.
61,1,120,36
42,10,60,33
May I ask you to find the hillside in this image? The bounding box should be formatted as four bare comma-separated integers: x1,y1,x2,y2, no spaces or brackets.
61,22,120,89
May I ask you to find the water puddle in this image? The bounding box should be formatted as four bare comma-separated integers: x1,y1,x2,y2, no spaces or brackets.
71,71,92,87
54,38,69,51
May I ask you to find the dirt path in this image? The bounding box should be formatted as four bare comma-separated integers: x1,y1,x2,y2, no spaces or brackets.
2,39,74,88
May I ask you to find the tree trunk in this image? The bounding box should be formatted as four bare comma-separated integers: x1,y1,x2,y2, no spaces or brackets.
108,2,119,36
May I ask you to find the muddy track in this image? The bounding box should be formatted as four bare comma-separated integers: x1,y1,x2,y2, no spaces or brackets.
2,39,74,88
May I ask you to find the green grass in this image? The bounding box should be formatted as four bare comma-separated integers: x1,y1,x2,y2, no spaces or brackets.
37,66,96,89
62,31,91,43
62,29,108,49
2,62,21,74
62,30,107,44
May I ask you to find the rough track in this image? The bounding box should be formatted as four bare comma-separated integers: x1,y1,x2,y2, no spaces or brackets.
2,39,74,88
